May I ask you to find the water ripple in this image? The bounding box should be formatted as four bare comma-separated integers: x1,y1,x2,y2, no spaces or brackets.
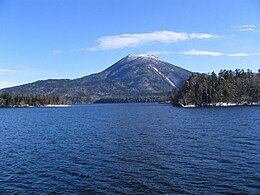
0,104,259,194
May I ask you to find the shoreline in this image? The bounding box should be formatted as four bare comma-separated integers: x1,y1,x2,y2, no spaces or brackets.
43,104,71,107
0,104,71,108
179,102,260,108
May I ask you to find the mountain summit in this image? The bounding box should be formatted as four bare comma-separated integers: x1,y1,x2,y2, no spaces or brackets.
1,55,192,103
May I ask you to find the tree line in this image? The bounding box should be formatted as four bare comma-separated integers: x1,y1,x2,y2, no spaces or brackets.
172,69,260,107
0,93,71,108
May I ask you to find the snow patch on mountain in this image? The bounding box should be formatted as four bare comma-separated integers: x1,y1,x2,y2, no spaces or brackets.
127,54,163,62
138,54,160,60
152,67,176,87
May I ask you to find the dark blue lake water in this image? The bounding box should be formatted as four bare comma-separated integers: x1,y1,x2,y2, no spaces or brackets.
0,103,259,194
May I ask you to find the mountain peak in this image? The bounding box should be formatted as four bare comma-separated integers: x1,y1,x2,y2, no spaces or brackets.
1,55,192,103
125,54,162,61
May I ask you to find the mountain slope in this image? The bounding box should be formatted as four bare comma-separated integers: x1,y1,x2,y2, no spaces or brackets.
1,54,192,103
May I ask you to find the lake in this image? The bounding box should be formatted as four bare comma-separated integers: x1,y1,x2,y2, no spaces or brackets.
0,103,259,194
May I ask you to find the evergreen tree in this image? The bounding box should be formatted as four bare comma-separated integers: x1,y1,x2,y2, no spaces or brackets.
172,69,260,106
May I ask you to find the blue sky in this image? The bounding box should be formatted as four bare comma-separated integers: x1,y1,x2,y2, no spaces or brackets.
0,0,260,88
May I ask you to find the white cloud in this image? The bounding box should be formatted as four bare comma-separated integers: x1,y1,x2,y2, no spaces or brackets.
0,81,16,89
0,69,14,74
227,53,260,57
0,66,29,75
90,31,220,50
181,49,260,57
69,48,89,53
146,50,175,55
52,49,64,55
189,33,219,39
234,24,258,32
182,49,224,56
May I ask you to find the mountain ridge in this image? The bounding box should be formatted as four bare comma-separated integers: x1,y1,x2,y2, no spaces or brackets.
1,54,192,103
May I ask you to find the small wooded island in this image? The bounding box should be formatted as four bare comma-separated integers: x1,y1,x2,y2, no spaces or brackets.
172,69,260,107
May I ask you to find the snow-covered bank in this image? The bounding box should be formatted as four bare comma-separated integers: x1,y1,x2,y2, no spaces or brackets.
43,104,71,107
180,104,197,108
180,102,260,108
0,104,71,108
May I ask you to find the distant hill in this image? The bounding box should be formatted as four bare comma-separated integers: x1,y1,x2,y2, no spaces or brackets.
1,54,192,103
172,69,260,107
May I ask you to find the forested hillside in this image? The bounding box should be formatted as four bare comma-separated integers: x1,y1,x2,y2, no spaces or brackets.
1,55,191,104
0,93,70,108
172,69,260,107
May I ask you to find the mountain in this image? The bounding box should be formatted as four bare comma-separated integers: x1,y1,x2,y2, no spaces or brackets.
1,54,192,103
